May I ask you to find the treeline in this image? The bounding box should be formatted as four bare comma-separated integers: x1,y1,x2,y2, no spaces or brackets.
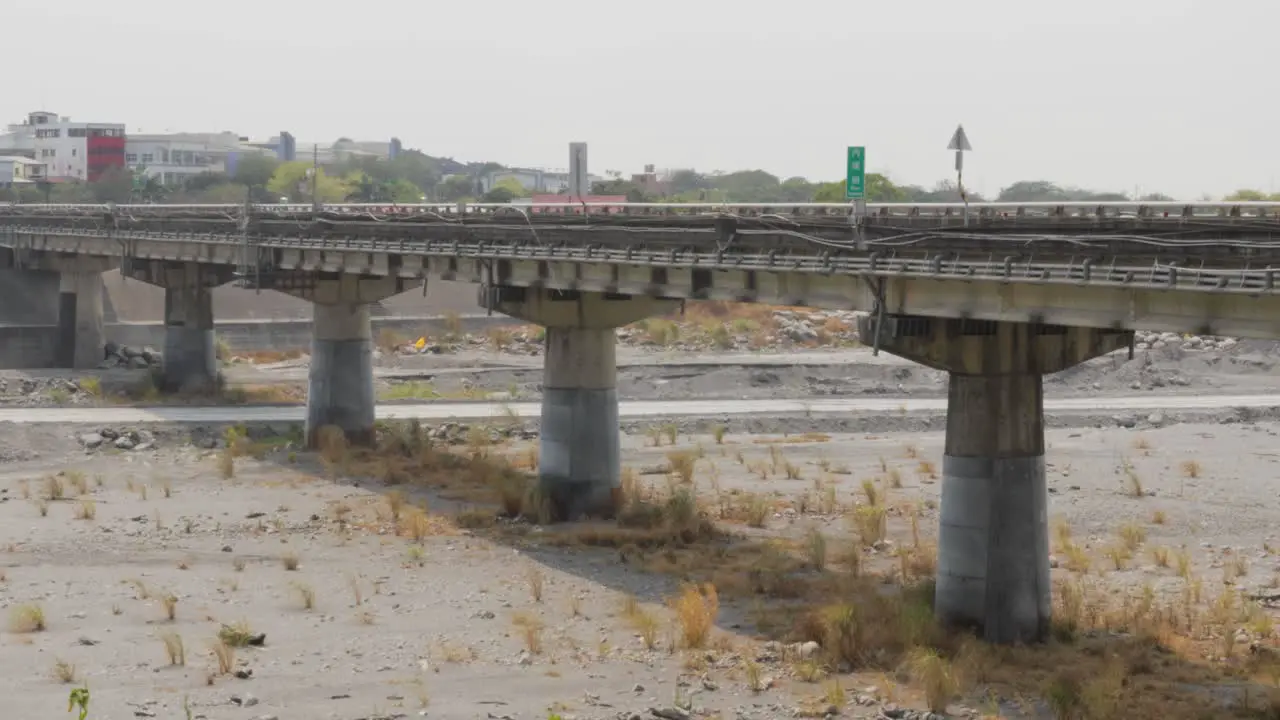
0,150,496,205
1,150,1276,205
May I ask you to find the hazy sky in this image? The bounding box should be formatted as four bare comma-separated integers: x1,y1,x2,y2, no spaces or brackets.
7,0,1276,199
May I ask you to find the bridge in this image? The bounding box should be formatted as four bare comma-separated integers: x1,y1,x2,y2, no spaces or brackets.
4,198,1280,647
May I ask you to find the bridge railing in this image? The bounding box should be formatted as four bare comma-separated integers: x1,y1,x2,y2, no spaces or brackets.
6,200,1280,219
7,225,1280,296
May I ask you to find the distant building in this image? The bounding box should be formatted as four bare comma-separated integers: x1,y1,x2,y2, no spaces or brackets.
0,156,47,186
0,111,125,182
484,168,606,194
125,132,271,186
250,136,402,166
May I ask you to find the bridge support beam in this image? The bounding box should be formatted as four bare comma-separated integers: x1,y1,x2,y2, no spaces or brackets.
57,271,105,370
306,302,376,448
484,286,677,521
858,315,1132,644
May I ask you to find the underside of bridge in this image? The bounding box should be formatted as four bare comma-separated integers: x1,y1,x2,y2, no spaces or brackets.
858,314,1132,644
483,286,677,521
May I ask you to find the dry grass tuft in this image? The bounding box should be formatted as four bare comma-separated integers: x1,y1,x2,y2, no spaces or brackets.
211,638,235,675
9,603,46,633
160,630,186,666
399,507,435,542
217,621,255,648
1179,459,1202,478
666,450,698,484
512,612,544,654
292,581,316,610
42,474,65,501
906,648,956,713
51,658,77,684
526,566,545,603
281,550,300,571
852,505,887,547
158,591,179,621
1124,464,1144,497
669,583,719,649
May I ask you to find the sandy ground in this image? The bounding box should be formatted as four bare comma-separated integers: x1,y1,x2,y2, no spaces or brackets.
1,411,1280,719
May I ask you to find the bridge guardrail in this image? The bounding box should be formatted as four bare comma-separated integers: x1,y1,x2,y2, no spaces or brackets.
3,225,1277,296
6,200,1280,219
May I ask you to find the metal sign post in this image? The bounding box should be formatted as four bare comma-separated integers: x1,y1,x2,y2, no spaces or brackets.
846,146,867,244
947,125,973,227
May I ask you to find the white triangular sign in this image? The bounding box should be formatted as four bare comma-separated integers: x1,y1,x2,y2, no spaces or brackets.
947,125,972,152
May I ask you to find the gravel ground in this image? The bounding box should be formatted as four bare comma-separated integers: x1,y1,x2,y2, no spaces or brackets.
1,408,1279,719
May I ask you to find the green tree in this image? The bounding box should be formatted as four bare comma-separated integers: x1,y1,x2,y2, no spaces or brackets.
997,180,1068,202
812,181,846,202
1224,189,1280,201
437,174,477,202
386,178,425,202
233,154,280,189
708,170,780,202
90,168,136,203
267,162,349,203
809,173,903,202
778,176,814,202
188,183,252,203
667,169,709,195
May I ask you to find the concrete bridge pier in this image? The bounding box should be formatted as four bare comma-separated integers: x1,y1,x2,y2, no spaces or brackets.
485,286,677,521
123,262,233,392
267,272,422,448
162,282,217,392
857,315,1132,644
57,270,106,370
306,301,376,447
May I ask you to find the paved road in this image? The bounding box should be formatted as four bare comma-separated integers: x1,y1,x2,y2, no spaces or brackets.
0,394,1273,425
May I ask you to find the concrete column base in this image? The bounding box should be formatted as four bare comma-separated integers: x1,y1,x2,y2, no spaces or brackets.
936,372,1050,645
57,272,104,370
539,326,621,521
161,284,217,393
162,327,217,392
540,386,621,520
305,303,375,448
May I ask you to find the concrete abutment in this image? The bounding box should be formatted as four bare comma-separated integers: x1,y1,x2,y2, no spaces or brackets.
858,314,1132,644
485,286,677,520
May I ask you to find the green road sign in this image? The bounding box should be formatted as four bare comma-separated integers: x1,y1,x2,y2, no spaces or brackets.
845,146,865,200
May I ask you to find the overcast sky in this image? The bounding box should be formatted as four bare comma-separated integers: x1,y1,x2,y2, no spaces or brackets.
6,0,1275,199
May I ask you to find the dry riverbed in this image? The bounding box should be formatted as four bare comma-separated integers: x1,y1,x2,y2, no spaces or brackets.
0,416,1279,719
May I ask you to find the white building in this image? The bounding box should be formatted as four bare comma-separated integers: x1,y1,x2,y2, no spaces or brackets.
0,111,126,182
0,156,47,186
125,132,252,186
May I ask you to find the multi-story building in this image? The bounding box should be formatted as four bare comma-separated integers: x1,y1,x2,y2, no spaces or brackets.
0,111,126,182
0,156,47,186
125,132,262,186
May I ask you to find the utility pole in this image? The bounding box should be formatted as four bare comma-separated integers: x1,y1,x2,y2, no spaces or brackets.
311,144,320,212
